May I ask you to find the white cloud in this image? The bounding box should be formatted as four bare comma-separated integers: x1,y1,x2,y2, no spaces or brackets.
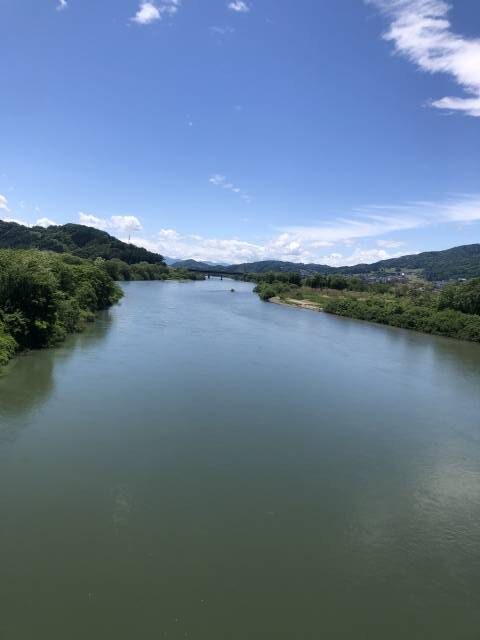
132,2,160,24
228,1,251,13
79,213,110,230
56,0,68,10
210,25,236,37
78,213,143,233
370,0,480,116
209,174,251,203
127,194,480,265
2,217,30,226
110,215,143,232
136,230,267,264
209,174,227,187
132,0,181,25
36,217,57,228
377,239,405,248
320,248,406,267
0,194,10,212
130,229,409,266
1,213,56,228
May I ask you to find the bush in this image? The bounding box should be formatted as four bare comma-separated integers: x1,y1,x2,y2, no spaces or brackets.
324,296,480,342
0,249,123,367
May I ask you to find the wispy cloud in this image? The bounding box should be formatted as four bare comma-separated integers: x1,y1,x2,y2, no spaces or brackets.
3,195,479,267
209,174,251,203
370,0,480,117
210,25,236,37
0,194,10,212
131,229,408,266
131,0,181,25
56,0,68,11
377,239,405,248
130,194,480,265
78,213,143,233
228,1,251,13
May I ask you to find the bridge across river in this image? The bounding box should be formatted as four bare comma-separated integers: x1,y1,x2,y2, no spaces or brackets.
187,268,247,279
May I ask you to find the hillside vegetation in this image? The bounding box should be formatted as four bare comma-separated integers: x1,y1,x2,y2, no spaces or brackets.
341,244,480,280
0,249,123,367
0,221,165,265
181,244,480,281
2,222,478,281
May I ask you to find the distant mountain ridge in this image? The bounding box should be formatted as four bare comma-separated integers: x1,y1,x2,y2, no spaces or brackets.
172,259,227,270
174,244,480,281
0,221,165,265
1,220,478,280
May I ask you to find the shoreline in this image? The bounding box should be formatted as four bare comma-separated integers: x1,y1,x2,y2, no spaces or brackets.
269,297,323,312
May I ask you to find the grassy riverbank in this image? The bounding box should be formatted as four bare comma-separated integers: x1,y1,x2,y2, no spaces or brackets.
253,273,480,343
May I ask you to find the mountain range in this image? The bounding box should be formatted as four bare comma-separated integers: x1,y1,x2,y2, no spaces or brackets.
174,244,480,281
1,220,478,281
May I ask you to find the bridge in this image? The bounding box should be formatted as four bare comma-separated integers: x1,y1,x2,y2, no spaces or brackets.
187,268,247,280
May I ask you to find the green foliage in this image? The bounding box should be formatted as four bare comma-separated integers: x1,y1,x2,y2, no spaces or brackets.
253,280,295,300
324,297,480,342
168,267,205,281
0,322,17,367
100,259,201,282
0,249,123,367
0,221,165,265
304,273,368,291
439,278,480,315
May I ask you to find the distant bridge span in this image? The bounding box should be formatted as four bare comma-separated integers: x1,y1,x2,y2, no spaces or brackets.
187,268,247,279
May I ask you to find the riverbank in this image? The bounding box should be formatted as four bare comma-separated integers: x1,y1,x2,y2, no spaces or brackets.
270,296,323,311
252,275,480,343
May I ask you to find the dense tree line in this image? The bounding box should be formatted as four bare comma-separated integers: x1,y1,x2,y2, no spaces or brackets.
324,297,480,342
0,221,165,265
99,258,204,281
252,271,388,300
101,258,169,281
0,249,123,366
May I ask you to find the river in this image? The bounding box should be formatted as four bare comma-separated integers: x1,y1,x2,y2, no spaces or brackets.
1,279,480,639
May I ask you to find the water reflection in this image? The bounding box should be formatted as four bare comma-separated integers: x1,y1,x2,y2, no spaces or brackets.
0,310,112,438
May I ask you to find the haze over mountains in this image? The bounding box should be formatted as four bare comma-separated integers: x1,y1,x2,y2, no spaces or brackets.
1,220,479,281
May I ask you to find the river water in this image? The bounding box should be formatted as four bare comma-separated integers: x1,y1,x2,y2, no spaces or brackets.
1,280,480,639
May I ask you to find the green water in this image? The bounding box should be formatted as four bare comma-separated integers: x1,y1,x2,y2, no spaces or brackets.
1,280,480,639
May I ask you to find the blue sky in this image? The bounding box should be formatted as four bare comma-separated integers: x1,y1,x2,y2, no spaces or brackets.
1,0,479,265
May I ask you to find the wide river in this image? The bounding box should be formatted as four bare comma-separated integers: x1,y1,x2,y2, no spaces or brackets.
1,280,480,639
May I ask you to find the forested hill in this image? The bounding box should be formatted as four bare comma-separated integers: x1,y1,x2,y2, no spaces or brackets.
183,243,480,280
224,260,336,275
173,259,226,270
0,221,165,265
342,244,480,280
